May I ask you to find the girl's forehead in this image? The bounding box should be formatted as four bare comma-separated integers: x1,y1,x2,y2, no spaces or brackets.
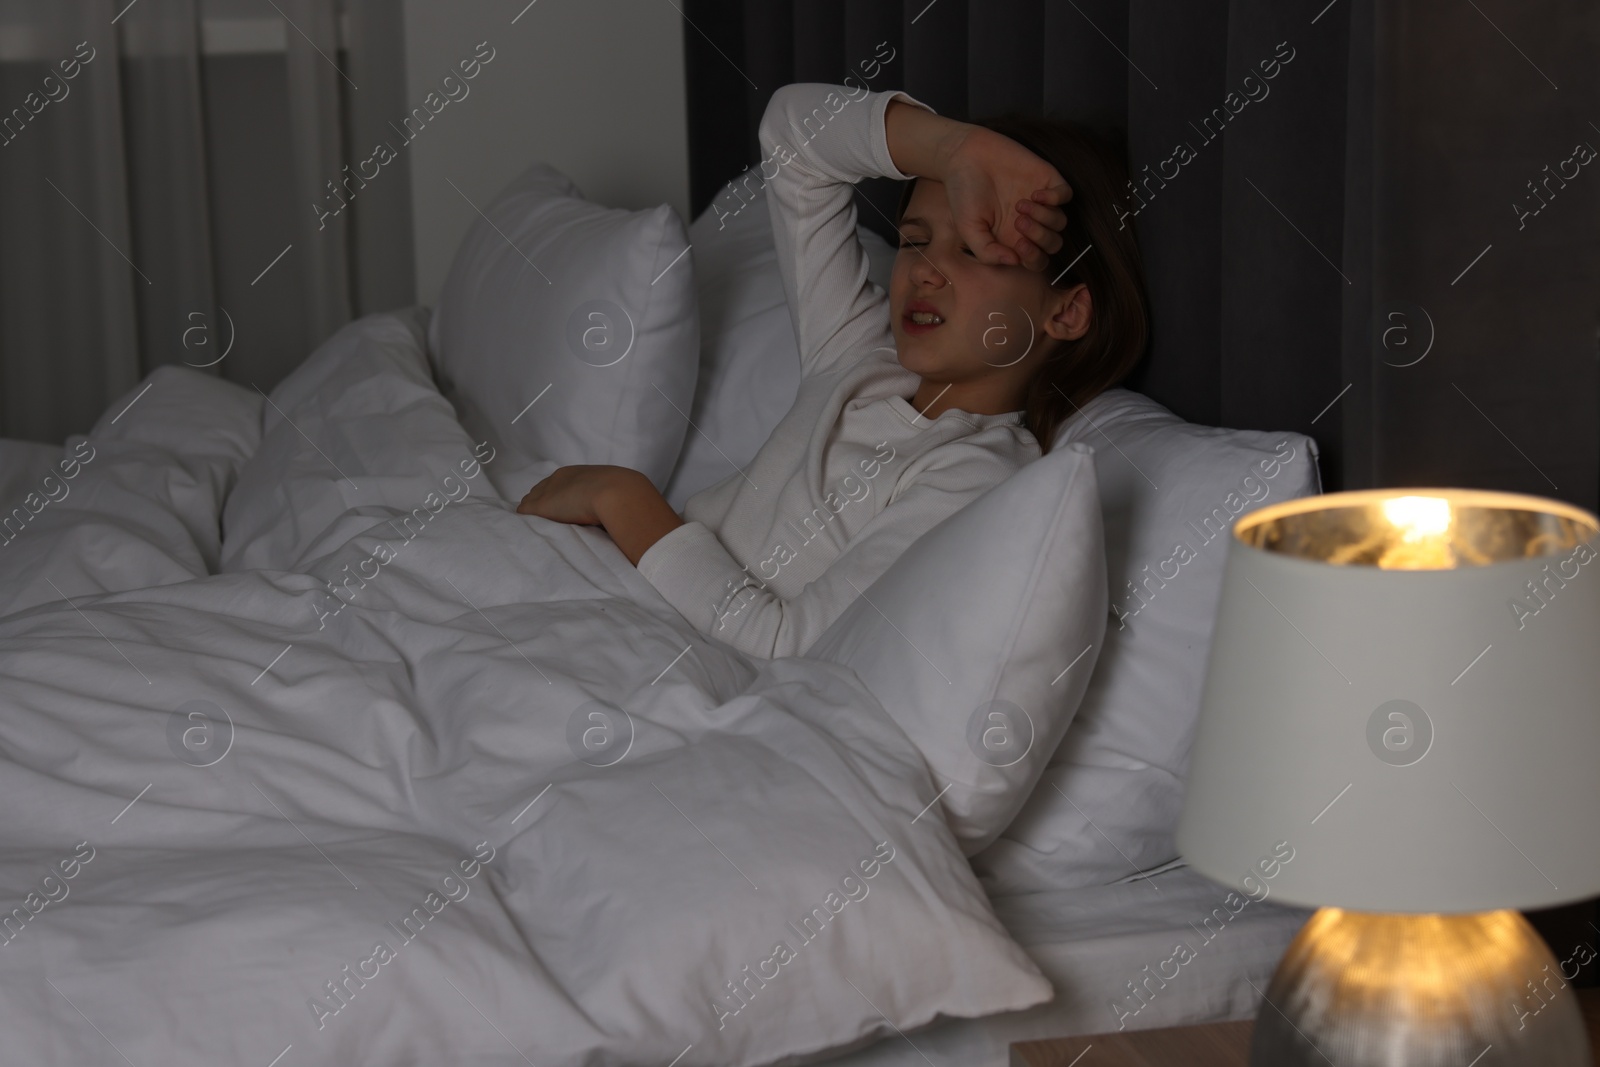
902,179,947,214
900,181,954,229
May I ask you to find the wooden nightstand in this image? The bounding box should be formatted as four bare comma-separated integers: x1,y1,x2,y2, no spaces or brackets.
1010,986,1600,1066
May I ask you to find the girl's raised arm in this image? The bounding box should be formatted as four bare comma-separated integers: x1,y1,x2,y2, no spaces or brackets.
755,83,933,377
754,83,1069,377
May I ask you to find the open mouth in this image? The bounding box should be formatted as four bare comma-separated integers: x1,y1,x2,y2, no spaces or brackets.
902,308,944,334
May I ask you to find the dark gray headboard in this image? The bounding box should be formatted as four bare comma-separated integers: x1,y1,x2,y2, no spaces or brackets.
680,0,1600,512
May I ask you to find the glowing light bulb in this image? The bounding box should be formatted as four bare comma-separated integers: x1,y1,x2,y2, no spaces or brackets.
1378,496,1455,569
1383,496,1452,540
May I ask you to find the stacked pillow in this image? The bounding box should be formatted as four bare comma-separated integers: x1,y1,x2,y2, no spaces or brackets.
806,441,1108,856
970,391,1321,893
427,162,700,497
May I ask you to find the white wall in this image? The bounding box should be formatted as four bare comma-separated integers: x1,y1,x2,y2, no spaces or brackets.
400,0,690,307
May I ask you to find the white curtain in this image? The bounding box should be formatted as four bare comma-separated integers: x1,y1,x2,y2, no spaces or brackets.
283,0,354,343
0,0,410,445
0,1,141,443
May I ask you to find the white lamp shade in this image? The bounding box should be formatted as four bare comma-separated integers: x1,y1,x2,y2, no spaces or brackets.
1176,489,1600,913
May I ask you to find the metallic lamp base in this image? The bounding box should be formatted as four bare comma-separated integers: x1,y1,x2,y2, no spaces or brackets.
1251,908,1589,1066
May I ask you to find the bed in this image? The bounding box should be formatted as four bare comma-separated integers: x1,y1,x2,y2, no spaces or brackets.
0,130,1321,1065
825,863,1311,1065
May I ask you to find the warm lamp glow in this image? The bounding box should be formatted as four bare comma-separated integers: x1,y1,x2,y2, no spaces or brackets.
1381,495,1453,541
1294,909,1530,996
1253,907,1590,1064
1234,487,1598,570
1377,495,1455,569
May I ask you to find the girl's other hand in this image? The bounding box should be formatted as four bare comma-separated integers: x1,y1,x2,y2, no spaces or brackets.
517,465,685,565
940,125,1071,272
516,465,622,525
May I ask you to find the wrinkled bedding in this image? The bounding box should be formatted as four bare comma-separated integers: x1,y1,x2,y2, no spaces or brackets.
0,314,1053,1066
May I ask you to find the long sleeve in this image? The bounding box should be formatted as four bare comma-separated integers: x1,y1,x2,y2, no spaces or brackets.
637,439,1019,659
756,83,935,377
637,82,1039,659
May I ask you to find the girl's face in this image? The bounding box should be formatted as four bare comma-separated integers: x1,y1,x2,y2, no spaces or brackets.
888,177,1090,399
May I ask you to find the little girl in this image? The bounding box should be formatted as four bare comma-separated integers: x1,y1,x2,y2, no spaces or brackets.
517,82,1149,658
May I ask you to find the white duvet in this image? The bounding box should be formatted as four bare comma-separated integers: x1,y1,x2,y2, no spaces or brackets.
0,312,1051,1066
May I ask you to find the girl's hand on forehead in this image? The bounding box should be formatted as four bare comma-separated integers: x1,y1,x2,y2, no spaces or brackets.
940,126,1071,272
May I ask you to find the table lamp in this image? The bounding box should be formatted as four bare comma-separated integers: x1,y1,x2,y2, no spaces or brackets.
1176,488,1600,1065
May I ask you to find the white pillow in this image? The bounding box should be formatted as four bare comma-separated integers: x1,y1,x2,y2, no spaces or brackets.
662,166,898,510
428,162,698,492
971,388,1322,893
806,441,1108,855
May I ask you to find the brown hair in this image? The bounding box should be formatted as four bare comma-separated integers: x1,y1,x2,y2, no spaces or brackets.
894,113,1150,454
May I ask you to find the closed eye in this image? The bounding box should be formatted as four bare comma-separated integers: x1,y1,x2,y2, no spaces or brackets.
896,238,976,258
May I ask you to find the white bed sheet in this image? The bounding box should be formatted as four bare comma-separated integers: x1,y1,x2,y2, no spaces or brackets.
818,864,1309,1065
